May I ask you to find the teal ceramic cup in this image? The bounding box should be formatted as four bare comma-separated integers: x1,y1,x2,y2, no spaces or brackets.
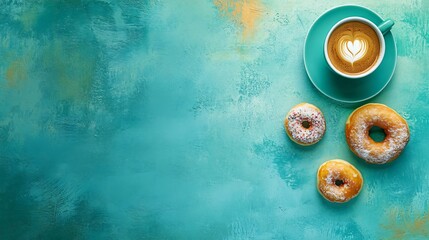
324,17,394,79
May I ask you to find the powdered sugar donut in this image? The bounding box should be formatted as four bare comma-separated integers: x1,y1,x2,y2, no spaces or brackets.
345,103,410,164
284,103,326,146
317,159,363,203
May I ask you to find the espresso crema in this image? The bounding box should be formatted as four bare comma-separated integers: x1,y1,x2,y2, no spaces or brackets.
327,21,381,75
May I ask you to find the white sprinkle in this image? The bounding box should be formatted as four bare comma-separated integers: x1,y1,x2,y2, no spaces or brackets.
287,103,326,145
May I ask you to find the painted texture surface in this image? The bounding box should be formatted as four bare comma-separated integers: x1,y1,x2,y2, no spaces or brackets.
0,0,428,239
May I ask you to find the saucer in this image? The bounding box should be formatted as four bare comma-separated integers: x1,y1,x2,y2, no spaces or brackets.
303,5,397,103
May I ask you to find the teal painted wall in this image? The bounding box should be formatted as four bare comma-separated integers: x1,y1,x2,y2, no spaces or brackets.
0,0,428,239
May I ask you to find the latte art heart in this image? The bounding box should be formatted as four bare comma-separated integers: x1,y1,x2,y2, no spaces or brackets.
347,40,361,55
327,21,381,75
338,38,368,64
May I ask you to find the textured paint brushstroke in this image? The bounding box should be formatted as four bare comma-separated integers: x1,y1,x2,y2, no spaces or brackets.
214,0,264,40
381,208,429,239
5,60,28,87
19,5,43,31
40,39,96,102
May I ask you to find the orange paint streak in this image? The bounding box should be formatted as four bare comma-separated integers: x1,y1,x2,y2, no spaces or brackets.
5,61,27,87
381,208,429,239
214,0,264,40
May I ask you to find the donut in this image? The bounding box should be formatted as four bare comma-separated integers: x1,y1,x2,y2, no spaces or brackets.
284,103,326,146
317,159,363,203
345,103,410,164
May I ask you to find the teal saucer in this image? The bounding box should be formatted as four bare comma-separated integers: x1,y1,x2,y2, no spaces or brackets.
303,5,397,103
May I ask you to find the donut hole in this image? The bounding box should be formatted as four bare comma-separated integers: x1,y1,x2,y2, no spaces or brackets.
335,179,344,186
301,120,311,129
369,126,386,142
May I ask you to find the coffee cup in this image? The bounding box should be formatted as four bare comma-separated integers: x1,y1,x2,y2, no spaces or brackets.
324,17,394,79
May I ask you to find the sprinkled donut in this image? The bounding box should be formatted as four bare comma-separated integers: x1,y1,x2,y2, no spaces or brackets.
284,103,326,146
317,159,363,203
345,103,410,164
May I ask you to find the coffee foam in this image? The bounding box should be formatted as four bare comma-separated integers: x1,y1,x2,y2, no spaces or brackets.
338,33,369,63
327,21,380,75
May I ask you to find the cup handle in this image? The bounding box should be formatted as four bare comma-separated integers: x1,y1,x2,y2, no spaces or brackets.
378,18,394,35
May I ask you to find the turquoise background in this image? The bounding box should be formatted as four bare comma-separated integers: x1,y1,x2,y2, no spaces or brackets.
0,0,428,239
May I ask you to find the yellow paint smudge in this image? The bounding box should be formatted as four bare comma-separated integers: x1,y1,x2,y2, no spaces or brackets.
20,6,42,31
5,61,28,87
41,40,95,102
381,208,429,239
214,0,264,40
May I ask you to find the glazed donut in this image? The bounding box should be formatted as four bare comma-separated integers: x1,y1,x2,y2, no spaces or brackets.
317,159,363,203
284,103,326,146
345,103,410,164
